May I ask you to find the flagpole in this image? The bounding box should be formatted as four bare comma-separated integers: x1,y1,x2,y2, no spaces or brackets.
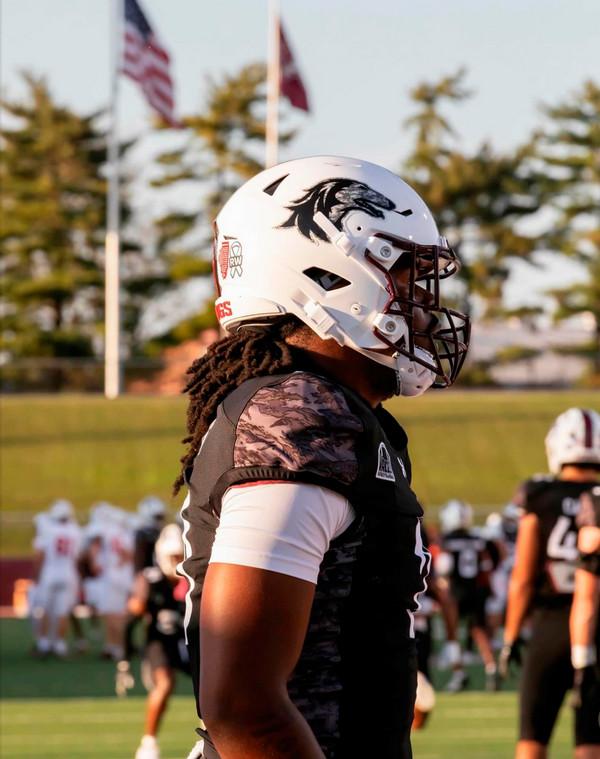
266,0,280,168
105,0,123,399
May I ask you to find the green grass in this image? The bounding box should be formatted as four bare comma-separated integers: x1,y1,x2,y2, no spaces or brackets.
1,692,574,759
1,390,598,554
0,619,574,759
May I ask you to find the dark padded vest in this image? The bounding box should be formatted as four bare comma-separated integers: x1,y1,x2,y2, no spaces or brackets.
181,371,429,758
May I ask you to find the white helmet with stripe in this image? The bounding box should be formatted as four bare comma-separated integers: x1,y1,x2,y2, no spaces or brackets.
439,499,473,534
155,523,184,579
545,407,600,475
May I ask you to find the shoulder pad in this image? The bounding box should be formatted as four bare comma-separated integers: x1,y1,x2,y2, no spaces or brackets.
530,474,554,483
521,475,557,503
233,372,363,485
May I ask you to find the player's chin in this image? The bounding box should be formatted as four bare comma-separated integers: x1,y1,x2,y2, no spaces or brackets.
366,361,399,401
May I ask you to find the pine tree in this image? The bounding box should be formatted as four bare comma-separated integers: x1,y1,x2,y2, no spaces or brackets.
144,63,295,349
401,68,546,321
1,74,113,359
536,80,600,378
0,72,158,376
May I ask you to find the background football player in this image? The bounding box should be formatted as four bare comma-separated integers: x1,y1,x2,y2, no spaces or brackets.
115,523,191,759
31,499,82,657
436,498,500,691
84,504,135,660
500,407,600,759
134,496,167,572
570,486,600,717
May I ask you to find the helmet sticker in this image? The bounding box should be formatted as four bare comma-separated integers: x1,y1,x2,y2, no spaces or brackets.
279,178,400,242
229,241,243,278
218,241,230,279
218,239,243,280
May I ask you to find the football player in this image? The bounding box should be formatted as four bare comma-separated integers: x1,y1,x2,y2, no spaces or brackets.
116,523,192,759
483,505,520,652
500,407,600,759
86,504,135,660
31,499,82,657
134,496,167,572
175,156,470,759
437,499,500,691
570,487,600,717
411,558,461,729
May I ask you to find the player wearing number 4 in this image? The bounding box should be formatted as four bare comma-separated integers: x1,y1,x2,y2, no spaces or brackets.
499,408,600,759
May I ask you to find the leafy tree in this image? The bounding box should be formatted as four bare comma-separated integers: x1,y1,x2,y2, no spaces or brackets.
535,80,600,377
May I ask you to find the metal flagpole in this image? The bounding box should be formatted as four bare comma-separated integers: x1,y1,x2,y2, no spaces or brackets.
105,0,123,398
265,0,280,168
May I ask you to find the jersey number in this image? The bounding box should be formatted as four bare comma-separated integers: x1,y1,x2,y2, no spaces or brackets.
546,515,577,593
457,548,478,579
55,537,72,556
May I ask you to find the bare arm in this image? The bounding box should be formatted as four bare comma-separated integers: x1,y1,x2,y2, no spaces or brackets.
504,512,540,643
427,571,458,641
199,562,326,759
570,526,600,650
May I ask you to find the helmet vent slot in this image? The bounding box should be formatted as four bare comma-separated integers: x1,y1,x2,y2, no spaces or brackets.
304,267,350,291
263,174,289,196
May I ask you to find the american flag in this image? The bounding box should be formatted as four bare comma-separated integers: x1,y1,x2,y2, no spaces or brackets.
279,20,310,113
121,0,182,127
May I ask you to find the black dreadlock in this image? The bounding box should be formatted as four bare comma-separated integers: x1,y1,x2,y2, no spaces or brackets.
173,317,313,494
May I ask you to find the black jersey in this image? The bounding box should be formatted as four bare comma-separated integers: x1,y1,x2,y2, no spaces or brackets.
181,371,430,759
134,525,160,573
441,528,498,597
143,566,186,644
514,476,598,607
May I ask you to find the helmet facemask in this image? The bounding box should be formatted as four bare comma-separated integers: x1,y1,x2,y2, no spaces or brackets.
364,235,470,389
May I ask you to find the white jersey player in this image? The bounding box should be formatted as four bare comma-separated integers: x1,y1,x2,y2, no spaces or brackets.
32,499,82,657
87,505,135,660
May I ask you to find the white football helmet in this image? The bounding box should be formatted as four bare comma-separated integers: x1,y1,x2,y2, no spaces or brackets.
49,499,74,523
155,523,184,579
439,499,473,534
137,496,167,528
483,511,503,541
545,407,600,475
212,156,470,397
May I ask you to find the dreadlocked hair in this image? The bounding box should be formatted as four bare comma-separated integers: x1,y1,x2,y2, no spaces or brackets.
173,316,314,494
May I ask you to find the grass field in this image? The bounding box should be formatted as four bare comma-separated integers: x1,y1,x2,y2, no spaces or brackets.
0,617,574,759
2,390,599,555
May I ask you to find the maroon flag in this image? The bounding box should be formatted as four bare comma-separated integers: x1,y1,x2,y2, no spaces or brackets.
122,0,182,128
279,20,310,112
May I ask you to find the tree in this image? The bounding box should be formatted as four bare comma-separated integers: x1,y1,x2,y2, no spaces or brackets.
1,73,118,359
401,69,546,320
536,80,600,378
143,63,296,349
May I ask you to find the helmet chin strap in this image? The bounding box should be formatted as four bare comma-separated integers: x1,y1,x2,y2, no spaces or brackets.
394,350,436,397
340,335,437,398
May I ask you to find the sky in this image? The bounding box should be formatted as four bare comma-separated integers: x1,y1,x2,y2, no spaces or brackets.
2,0,598,311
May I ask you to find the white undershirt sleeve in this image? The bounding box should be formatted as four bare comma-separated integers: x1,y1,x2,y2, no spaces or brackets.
209,482,356,584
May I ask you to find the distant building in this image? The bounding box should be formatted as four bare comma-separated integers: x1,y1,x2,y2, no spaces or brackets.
468,316,594,387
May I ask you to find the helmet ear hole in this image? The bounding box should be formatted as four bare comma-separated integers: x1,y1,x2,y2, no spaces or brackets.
303,267,351,292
